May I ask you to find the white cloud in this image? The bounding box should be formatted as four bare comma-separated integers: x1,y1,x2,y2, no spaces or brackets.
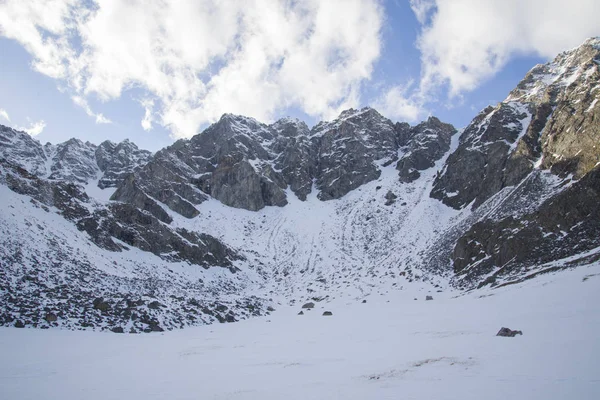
412,0,600,98
140,99,154,131
0,108,10,122
16,119,47,136
373,83,422,122
409,0,436,24
0,0,383,138
71,95,112,124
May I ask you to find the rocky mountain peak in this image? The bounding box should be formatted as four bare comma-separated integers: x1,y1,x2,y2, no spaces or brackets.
432,37,600,209
270,117,310,138
0,124,48,176
506,36,600,104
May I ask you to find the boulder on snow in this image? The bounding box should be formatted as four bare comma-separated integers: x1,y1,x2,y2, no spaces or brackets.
14,320,25,328
496,327,523,337
384,191,398,206
362,299,367,304
322,311,333,316
298,311,304,315
148,300,163,310
93,297,111,312
44,313,58,322
301,302,315,309
425,295,433,301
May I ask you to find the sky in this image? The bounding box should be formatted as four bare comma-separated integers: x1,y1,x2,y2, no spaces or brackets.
0,0,598,151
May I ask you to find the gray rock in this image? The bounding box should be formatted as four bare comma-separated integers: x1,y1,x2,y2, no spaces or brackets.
44,313,58,323
301,302,315,309
496,327,523,337
384,191,397,206
93,297,111,313
425,296,433,301
432,38,600,211
396,117,456,183
322,311,333,316
148,301,163,310
298,311,304,315
312,108,398,201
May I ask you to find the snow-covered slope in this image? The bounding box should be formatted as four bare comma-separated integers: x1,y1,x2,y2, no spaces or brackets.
0,181,269,332
1,262,599,399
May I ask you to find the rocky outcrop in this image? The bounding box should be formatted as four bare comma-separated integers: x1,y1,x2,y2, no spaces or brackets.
115,107,455,214
428,37,600,288
0,125,151,188
312,108,398,200
452,166,600,288
46,138,99,183
431,38,600,210
96,139,152,188
396,117,456,183
1,159,239,269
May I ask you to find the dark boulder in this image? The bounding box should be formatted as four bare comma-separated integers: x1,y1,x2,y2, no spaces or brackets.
497,327,523,337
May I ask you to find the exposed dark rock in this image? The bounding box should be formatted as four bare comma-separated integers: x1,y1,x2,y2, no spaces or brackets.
396,117,456,183
384,191,397,206
322,311,333,316
111,327,124,334
298,311,304,315
452,166,600,288
425,296,433,301
44,313,58,323
148,301,163,310
313,108,398,200
93,298,111,313
301,302,315,309
497,327,523,337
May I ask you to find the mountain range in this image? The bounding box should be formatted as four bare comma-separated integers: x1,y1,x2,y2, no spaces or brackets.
1,37,599,333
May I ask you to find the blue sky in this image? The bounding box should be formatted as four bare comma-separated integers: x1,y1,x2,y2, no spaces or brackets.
0,0,597,151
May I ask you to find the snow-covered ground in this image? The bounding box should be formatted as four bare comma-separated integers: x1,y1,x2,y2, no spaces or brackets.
1,263,599,400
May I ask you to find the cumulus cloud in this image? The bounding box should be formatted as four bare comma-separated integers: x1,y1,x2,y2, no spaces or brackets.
16,119,47,136
0,0,383,138
71,96,112,124
373,83,422,122
411,0,600,98
0,108,10,122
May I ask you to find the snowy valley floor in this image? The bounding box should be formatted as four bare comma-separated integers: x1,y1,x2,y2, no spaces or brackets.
1,263,600,400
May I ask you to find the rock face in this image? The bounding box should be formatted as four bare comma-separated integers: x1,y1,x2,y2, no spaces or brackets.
432,38,600,210
396,117,456,183
96,140,152,188
112,107,457,218
1,159,239,269
312,108,398,200
424,37,600,288
0,125,151,187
